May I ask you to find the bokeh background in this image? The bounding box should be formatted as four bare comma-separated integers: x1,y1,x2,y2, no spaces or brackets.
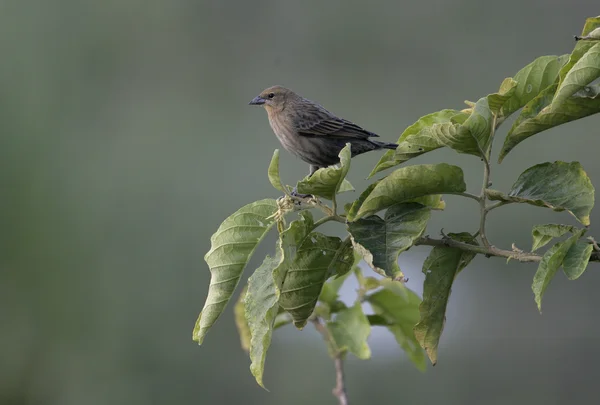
2,1,600,404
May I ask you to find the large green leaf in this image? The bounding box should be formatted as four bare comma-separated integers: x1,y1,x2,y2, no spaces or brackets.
245,253,283,388
193,199,278,345
279,233,355,328
267,149,285,192
563,242,593,280
552,43,600,109
499,83,600,161
327,302,371,359
558,17,600,88
233,286,250,352
414,233,477,365
499,55,569,121
487,161,595,225
367,286,426,371
533,229,585,311
296,143,353,200
348,202,431,280
347,164,466,221
531,224,575,251
244,212,313,388
369,110,467,177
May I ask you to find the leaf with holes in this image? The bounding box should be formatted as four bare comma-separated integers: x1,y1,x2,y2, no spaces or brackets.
193,199,279,345
499,54,569,121
414,233,477,365
487,161,594,225
348,202,431,280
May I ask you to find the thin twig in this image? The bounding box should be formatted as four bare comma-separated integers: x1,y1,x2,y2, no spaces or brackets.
485,200,511,212
312,318,349,405
416,236,541,261
333,357,348,405
416,236,600,263
312,215,346,230
478,114,497,248
446,192,481,202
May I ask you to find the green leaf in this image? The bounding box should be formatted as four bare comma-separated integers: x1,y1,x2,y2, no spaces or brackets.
327,302,371,359
531,224,575,251
368,109,467,177
319,265,355,306
233,286,250,352
296,144,353,200
563,242,593,280
533,229,585,311
279,233,355,328
551,43,600,109
414,232,477,365
245,253,284,388
499,55,569,121
575,26,600,41
487,161,595,225
346,181,380,220
558,17,600,87
367,286,426,371
273,312,293,329
193,199,278,345
499,83,600,162
348,163,466,221
243,212,314,388
486,77,519,114
268,149,285,192
348,202,431,280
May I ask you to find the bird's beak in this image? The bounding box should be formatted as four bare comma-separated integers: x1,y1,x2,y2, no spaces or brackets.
249,96,266,105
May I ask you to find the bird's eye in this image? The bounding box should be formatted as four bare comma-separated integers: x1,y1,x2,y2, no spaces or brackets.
268,93,275,99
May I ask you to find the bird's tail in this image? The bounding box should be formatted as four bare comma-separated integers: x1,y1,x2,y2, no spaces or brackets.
372,140,398,150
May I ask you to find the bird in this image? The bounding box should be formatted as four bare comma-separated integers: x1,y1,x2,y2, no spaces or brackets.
249,85,398,178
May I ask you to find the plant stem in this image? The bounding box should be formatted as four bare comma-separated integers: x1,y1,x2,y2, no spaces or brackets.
312,215,346,230
312,318,349,405
478,114,496,248
332,194,338,216
416,235,600,263
485,200,511,212
333,357,349,405
416,236,541,262
446,192,481,202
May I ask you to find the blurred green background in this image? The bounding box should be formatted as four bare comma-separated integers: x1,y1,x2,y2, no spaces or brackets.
2,1,600,404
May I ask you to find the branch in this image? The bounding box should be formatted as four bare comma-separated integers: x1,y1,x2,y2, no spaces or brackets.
312,318,349,405
446,192,481,202
416,236,600,263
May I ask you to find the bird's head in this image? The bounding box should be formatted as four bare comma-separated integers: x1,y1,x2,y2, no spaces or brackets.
249,85,296,112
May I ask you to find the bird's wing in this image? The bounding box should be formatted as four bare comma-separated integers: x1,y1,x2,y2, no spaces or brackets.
294,102,378,139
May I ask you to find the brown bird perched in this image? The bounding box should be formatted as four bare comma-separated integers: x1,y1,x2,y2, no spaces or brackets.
249,85,398,177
